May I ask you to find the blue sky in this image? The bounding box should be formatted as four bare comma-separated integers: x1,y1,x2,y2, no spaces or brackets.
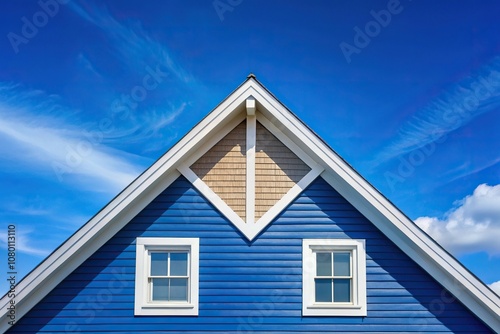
0,0,499,296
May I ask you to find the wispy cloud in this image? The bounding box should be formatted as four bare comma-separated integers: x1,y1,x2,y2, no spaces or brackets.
0,84,145,192
68,1,195,85
415,183,500,257
3,201,50,217
373,57,500,165
440,157,500,187
0,229,50,257
136,102,187,153
66,1,200,155
1,195,94,231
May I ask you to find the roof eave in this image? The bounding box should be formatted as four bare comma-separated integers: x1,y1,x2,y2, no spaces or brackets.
1,76,498,333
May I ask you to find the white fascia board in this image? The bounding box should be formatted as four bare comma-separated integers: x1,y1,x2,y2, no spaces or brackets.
2,77,498,332
0,79,257,332
321,170,500,331
256,111,320,169
182,113,246,168
243,80,499,331
0,170,180,333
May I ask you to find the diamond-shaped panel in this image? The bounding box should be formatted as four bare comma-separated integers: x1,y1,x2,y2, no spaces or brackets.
255,122,311,220
190,121,246,220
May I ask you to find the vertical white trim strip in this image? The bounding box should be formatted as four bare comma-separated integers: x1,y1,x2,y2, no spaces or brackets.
246,114,256,224
246,96,256,115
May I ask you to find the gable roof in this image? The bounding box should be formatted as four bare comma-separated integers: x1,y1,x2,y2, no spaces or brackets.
1,75,499,332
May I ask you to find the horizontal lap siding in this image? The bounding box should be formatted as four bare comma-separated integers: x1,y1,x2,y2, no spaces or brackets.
8,177,492,333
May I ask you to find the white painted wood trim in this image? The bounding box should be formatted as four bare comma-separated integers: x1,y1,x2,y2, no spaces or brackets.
0,170,181,332
135,237,199,316
246,96,256,115
248,79,499,330
2,77,498,333
178,164,247,231
0,82,253,332
255,164,323,227
182,112,246,168
302,239,367,316
247,81,499,329
256,112,318,169
246,114,256,225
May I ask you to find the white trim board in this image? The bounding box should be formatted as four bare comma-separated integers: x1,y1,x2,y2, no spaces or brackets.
177,109,324,241
0,76,498,333
134,237,199,316
246,113,256,225
302,239,367,316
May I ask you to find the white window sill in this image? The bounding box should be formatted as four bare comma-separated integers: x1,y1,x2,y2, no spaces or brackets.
307,303,362,309
135,303,198,316
303,304,367,317
142,302,195,309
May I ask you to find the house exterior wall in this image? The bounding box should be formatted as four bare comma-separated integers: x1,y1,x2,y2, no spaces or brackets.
7,176,492,333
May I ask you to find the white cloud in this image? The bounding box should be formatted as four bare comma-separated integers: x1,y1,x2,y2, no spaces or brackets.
489,281,500,296
442,157,500,186
415,184,500,256
0,84,144,193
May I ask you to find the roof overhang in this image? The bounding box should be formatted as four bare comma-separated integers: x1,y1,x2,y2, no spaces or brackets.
1,76,498,332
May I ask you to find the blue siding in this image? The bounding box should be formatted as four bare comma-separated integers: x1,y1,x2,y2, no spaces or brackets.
8,176,492,333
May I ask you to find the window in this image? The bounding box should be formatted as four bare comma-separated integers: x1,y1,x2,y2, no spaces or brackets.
302,239,366,316
135,238,199,315
149,251,188,302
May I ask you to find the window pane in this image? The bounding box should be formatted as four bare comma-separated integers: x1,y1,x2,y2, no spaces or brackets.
170,278,188,301
334,252,350,276
316,252,332,276
151,278,169,301
315,278,332,302
151,252,168,276
170,252,188,276
333,279,351,302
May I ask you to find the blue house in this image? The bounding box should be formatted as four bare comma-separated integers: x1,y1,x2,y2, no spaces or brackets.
1,75,499,333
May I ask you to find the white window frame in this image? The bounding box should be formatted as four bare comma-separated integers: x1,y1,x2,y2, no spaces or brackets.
135,237,199,316
302,239,366,316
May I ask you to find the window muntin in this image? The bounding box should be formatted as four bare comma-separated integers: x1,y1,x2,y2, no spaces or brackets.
149,251,189,302
315,251,352,303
